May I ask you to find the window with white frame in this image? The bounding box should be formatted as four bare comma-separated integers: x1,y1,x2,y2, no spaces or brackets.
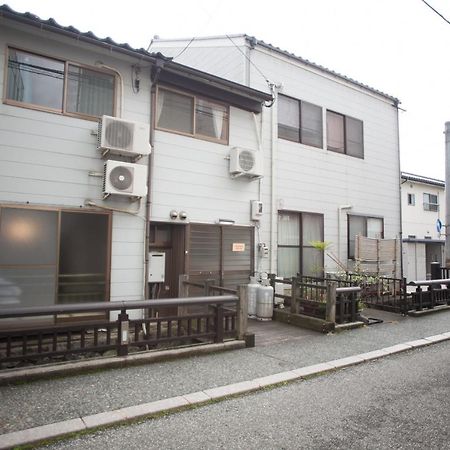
327,110,364,158
277,211,324,278
277,94,323,148
156,87,229,143
6,48,115,119
423,193,438,211
348,215,383,259
407,193,415,206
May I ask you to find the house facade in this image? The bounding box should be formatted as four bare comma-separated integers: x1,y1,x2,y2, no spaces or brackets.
0,6,271,319
152,35,402,278
401,172,445,281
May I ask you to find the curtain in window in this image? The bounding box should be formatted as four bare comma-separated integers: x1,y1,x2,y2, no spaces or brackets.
278,214,300,245
278,247,300,278
327,111,345,153
157,89,194,134
348,215,366,259
195,99,227,140
66,65,114,117
367,218,383,239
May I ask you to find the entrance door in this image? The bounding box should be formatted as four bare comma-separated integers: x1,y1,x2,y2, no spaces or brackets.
188,224,254,292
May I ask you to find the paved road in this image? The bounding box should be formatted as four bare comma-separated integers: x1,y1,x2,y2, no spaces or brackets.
41,341,450,450
1,309,449,435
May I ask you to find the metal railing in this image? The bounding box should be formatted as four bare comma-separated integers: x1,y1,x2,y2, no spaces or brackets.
408,279,450,311
0,294,246,368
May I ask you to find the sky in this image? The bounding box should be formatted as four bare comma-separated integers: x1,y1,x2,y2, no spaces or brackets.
4,0,450,180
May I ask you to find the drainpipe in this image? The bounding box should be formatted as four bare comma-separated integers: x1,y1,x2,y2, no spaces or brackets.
144,57,165,300
395,102,404,279
269,85,278,274
445,122,450,267
337,205,353,263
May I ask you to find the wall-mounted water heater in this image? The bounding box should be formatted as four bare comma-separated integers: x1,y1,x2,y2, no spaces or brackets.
148,252,165,283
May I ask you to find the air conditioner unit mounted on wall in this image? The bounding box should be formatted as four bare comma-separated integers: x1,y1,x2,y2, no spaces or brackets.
98,116,151,158
103,160,148,198
229,147,263,179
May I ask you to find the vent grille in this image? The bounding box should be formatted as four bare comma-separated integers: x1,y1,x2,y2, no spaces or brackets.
104,120,134,150
109,165,134,192
238,150,255,172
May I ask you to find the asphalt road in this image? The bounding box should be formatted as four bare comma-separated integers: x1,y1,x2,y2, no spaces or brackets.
42,340,450,450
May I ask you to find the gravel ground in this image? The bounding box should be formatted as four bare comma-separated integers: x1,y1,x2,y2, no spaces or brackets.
1,309,449,435
42,341,450,450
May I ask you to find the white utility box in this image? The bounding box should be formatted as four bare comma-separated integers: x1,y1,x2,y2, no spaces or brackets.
148,252,165,283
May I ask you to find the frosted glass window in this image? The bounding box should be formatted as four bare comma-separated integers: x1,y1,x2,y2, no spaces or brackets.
278,247,300,278
367,217,383,239
0,268,56,308
302,248,323,277
0,208,58,265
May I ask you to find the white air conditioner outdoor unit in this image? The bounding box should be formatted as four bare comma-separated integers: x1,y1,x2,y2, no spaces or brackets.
229,147,263,179
98,116,151,157
103,160,148,198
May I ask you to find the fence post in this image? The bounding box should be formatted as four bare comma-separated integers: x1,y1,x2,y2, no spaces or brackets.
214,304,224,343
237,284,248,340
178,274,189,318
326,281,336,323
291,277,298,314
430,262,441,281
204,278,215,296
117,309,129,356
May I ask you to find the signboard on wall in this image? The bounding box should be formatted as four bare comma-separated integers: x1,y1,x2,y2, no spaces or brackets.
232,243,246,252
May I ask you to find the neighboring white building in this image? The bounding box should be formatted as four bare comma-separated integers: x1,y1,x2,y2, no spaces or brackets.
0,6,271,319
401,172,445,281
152,35,402,277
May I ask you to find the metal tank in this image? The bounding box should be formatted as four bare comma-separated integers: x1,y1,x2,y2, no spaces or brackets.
256,280,274,320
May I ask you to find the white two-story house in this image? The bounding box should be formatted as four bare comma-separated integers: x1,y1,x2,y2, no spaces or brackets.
0,6,271,320
401,172,445,281
152,35,402,278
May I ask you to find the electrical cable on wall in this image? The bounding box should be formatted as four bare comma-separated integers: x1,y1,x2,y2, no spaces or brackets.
225,34,276,107
421,0,450,25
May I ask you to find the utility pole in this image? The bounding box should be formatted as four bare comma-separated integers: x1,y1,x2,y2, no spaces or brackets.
445,122,450,267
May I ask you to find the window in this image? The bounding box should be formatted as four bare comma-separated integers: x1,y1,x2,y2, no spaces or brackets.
277,212,324,277
6,48,115,119
407,193,415,206
0,207,110,309
423,193,438,212
156,87,229,143
278,95,323,148
327,110,364,158
348,215,383,259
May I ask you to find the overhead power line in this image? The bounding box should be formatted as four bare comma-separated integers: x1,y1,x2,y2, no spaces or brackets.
421,0,450,25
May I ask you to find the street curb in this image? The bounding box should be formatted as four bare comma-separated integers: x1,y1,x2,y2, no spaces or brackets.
0,340,246,386
1,332,449,449
408,305,450,316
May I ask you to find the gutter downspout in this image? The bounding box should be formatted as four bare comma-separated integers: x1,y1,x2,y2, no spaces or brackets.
270,85,278,274
396,102,404,279
144,58,165,300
